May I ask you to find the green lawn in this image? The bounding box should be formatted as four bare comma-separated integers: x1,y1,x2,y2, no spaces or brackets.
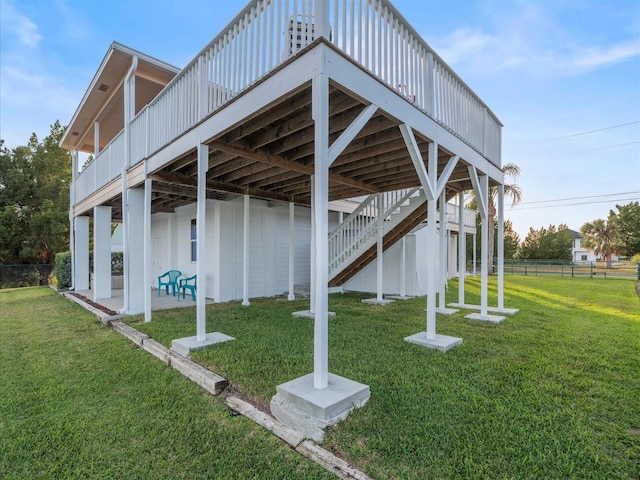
2,277,639,479
0,287,332,479
127,276,640,479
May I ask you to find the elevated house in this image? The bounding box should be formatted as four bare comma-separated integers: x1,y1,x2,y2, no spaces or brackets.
61,0,510,439
567,228,619,264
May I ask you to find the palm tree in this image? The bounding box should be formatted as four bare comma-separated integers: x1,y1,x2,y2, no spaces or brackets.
580,218,620,268
470,162,522,270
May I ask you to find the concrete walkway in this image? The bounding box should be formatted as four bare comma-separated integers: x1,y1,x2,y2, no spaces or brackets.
75,288,214,314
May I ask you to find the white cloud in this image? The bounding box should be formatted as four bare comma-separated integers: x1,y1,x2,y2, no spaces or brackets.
571,40,640,69
1,2,42,48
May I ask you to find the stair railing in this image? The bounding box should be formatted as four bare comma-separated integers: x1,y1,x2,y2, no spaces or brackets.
328,187,421,275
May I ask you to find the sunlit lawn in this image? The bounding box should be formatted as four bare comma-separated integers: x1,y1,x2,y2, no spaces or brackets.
0,287,332,480
128,275,640,479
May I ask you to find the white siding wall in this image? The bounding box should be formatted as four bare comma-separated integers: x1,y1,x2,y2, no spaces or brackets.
343,234,423,296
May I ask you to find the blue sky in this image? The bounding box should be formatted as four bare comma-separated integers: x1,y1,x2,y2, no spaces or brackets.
1,0,639,238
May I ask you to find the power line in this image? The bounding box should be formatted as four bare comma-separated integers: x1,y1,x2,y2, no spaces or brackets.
512,197,639,211
552,121,640,140
517,191,640,206
571,141,639,155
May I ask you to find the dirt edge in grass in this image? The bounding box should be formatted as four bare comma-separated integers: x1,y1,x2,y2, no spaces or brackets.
59,291,371,480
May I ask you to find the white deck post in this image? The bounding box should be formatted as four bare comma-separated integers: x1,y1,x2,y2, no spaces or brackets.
143,173,152,322
497,184,505,309
479,174,489,317
93,205,112,301
69,151,78,290
310,175,315,315
458,191,466,305
312,74,329,389
127,188,145,314
473,233,477,276
400,236,406,297
425,141,438,340
196,143,208,340
288,202,295,301
376,193,384,301
242,194,250,307
74,216,89,291
438,190,446,310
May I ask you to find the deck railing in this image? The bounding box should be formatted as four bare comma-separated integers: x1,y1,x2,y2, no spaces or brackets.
75,130,125,202
86,0,502,202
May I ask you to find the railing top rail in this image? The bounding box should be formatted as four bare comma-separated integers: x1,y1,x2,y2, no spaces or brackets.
368,0,502,126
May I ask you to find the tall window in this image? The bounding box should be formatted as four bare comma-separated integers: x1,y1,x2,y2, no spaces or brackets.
191,219,197,262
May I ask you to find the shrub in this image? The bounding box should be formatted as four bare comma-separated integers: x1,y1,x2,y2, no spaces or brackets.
54,252,72,290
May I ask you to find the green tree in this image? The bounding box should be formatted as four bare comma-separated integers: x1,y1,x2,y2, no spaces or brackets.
611,201,640,257
520,224,573,260
0,121,71,264
580,217,621,268
468,162,522,269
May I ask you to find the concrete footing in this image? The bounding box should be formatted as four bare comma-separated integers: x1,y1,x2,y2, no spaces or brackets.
292,310,336,319
404,332,463,352
270,372,370,443
386,295,414,301
448,303,519,315
171,332,235,356
361,298,394,305
464,313,506,324
435,307,458,315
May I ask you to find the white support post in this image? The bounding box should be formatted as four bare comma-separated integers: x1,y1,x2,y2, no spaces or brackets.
121,171,129,314
458,191,466,305
400,236,406,298
143,174,152,322
93,205,112,301
69,151,78,290
497,184,505,309
479,174,489,317
310,175,315,315
438,190,446,310
473,233,477,276
288,202,295,301
196,143,208,340
376,193,384,301
242,194,250,306
94,122,100,156
74,216,90,291
127,188,145,314
312,73,329,390
425,141,438,340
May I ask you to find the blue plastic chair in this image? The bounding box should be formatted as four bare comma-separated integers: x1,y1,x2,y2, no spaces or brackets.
158,270,182,297
177,274,197,301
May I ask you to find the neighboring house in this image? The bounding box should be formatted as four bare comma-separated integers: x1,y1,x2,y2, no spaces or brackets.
567,228,619,263
60,0,506,427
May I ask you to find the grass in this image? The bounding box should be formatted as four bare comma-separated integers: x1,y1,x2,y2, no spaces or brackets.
125,276,640,479
2,278,639,479
0,287,332,479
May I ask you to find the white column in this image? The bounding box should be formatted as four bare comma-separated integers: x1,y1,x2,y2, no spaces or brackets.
121,173,129,313
143,175,152,322
242,195,250,306
288,202,295,301
70,151,78,290
310,175,315,315
93,205,112,300
94,122,100,156
480,175,489,317
473,233,477,276
425,141,438,340
458,191,466,305
400,236,406,297
312,73,329,389
497,184,505,309
438,190,446,310
376,193,384,301
74,216,90,290
127,188,145,314
196,143,208,340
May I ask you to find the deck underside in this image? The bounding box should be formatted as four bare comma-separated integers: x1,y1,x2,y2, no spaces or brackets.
76,42,501,221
